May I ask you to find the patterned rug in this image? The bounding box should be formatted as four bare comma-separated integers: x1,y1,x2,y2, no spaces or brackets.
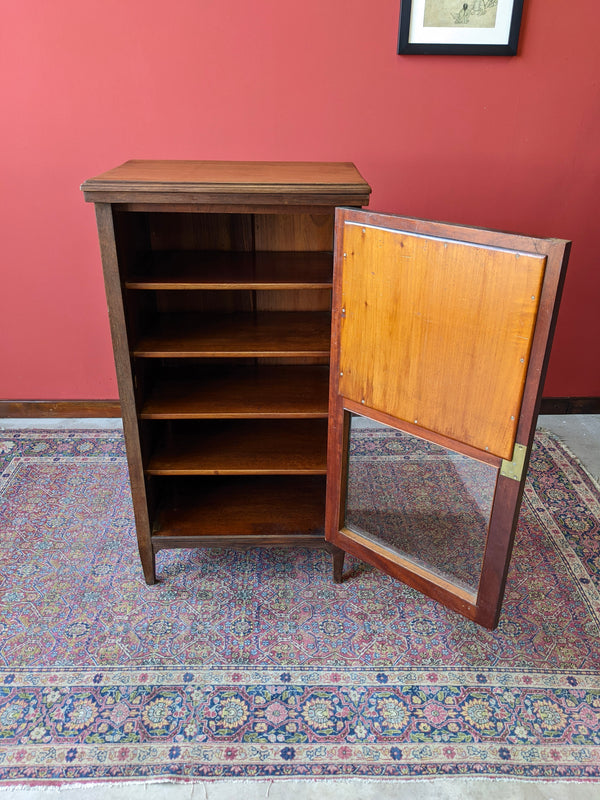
0,427,599,784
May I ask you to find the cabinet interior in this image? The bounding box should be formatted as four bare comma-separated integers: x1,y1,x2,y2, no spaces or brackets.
113,209,334,547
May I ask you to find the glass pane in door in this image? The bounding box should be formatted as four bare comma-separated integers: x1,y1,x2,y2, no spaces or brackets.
344,414,498,594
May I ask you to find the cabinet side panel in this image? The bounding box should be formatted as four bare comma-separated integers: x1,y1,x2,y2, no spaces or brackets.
95,203,155,583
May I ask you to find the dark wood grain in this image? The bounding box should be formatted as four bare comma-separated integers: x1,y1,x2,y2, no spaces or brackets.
148,212,253,251
94,204,156,585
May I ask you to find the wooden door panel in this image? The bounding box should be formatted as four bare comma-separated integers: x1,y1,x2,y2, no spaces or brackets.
339,222,547,460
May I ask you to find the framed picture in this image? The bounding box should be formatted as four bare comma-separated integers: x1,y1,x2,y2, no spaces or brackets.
398,0,525,55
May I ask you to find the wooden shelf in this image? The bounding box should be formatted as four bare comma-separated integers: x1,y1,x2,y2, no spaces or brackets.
146,420,328,475
151,476,326,544
134,312,331,358
126,251,333,290
140,365,329,419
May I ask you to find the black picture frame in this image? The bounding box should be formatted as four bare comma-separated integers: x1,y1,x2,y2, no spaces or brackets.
398,0,524,55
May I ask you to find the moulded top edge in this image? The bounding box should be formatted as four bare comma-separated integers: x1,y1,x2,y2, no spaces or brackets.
80,160,372,197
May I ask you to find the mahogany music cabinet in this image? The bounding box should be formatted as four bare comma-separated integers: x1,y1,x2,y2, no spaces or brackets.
82,161,372,585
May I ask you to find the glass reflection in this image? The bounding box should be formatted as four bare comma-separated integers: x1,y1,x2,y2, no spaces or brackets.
344,414,498,593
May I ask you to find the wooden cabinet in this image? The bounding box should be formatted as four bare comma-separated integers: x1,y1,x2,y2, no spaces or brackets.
82,161,371,584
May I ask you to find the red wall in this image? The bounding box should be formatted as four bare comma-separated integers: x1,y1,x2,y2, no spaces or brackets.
1,0,599,400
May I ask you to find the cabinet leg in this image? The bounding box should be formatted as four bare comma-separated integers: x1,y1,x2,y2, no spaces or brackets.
141,550,157,585
332,547,345,583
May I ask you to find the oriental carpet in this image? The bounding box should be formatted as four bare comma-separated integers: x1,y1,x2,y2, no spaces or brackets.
0,427,598,784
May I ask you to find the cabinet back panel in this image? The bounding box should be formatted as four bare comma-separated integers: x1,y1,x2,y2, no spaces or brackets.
254,214,333,251
154,289,331,313
255,289,331,312
149,213,254,251
155,289,254,314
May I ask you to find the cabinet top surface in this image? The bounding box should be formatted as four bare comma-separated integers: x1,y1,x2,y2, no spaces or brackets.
81,160,371,204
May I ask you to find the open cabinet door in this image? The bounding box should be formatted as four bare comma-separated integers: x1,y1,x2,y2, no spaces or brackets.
326,209,570,629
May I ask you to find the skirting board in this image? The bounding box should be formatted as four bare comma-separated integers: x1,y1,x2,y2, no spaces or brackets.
0,398,598,419
0,400,121,418
540,397,600,414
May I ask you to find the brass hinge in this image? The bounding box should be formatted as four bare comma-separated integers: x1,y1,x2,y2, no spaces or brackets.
500,443,527,482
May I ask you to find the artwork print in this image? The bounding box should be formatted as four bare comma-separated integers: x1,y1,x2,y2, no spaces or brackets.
398,0,524,55
424,0,499,28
